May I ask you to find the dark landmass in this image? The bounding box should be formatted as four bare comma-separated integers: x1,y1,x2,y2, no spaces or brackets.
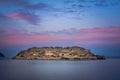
13,46,105,60
0,52,6,59
0,52,5,57
107,56,120,59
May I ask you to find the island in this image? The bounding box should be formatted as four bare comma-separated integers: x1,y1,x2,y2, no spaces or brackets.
12,46,105,60
0,52,5,57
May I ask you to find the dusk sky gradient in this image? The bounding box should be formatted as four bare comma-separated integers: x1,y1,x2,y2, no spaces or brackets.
0,0,120,57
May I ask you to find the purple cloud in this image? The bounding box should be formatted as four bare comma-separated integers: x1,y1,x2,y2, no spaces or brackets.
0,0,51,25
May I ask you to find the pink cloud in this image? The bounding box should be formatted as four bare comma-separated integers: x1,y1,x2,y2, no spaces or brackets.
1,33,53,46
77,27,120,33
50,27,120,45
6,13,39,25
7,13,20,18
1,27,120,46
73,27,120,45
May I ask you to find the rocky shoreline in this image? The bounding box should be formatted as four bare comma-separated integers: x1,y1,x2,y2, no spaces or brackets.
13,46,105,60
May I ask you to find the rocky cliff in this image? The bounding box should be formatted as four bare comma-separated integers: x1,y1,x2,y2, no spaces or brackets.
13,46,105,60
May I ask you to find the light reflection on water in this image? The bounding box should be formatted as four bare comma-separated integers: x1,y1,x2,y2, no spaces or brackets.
0,59,120,80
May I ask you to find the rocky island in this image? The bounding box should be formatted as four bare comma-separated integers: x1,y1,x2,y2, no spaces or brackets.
13,46,105,60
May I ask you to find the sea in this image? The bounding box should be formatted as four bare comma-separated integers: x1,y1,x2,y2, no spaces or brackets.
0,59,120,80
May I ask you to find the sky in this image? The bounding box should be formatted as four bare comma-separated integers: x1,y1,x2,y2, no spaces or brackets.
0,0,120,58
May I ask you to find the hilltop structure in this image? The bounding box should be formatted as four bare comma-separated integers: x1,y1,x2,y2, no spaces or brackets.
13,46,105,60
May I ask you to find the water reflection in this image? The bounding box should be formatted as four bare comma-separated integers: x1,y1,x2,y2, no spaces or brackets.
0,59,120,80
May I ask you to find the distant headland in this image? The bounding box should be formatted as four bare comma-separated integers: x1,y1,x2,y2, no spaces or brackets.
0,52,5,57
13,46,105,60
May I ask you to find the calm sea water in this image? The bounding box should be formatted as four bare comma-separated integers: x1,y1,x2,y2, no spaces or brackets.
0,59,120,80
